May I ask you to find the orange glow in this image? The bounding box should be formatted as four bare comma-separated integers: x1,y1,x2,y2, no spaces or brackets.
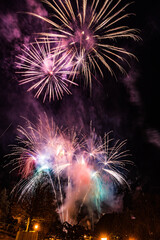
34,224,39,231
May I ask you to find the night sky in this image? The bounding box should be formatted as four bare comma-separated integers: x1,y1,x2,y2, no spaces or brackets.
0,0,160,206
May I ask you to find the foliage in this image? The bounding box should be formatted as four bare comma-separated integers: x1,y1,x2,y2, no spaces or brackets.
0,188,9,222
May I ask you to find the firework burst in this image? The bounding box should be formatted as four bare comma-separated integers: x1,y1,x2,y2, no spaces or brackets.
16,39,78,102
8,114,131,224
28,0,140,88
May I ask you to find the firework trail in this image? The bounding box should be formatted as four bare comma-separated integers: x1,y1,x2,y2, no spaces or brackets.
8,114,131,225
27,0,140,88
16,39,78,102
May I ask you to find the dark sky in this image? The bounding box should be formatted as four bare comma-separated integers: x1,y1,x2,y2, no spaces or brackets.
0,0,160,196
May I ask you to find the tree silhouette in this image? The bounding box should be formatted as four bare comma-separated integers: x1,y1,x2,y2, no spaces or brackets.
0,188,9,222
11,178,58,237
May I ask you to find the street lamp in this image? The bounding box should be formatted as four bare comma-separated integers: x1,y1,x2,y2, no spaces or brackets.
33,223,39,231
100,236,108,240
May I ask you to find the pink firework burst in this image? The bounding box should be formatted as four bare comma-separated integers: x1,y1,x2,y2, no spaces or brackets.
16,39,78,102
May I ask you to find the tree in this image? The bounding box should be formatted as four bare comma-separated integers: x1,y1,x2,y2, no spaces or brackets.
52,221,93,240
10,179,58,238
0,188,9,222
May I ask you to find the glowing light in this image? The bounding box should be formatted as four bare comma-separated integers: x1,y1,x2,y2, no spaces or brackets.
81,157,85,165
34,224,39,231
56,145,65,157
100,235,108,240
